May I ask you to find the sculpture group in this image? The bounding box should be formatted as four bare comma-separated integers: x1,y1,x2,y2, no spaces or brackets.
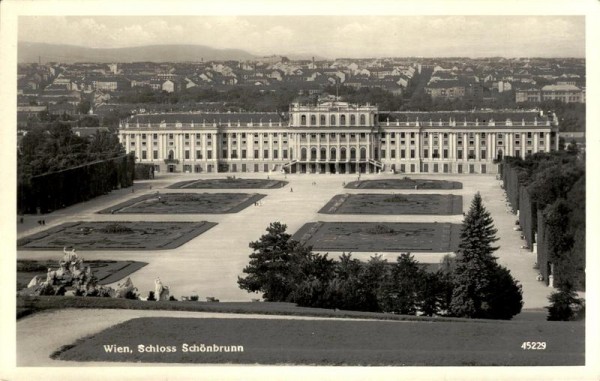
20,247,173,301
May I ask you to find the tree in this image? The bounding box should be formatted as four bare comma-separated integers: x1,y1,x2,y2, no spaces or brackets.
546,285,583,321
377,253,424,315
450,193,523,319
237,222,298,301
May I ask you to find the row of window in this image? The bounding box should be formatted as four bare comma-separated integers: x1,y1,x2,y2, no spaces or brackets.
300,114,367,126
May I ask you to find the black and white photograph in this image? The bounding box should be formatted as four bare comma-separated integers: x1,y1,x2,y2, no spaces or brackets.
1,1,598,380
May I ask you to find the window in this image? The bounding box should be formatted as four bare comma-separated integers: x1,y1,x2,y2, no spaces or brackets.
168,133,174,139
340,115,346,125
391,149,396,159
153,150,158,159
283,149,288,159
481,150,486,159
264,149,269,159
254,150,259,159
360,114,366,125
231,150,237,159
184,133,189,139
141,151,147,159
424,149,429,159
401,150,405,159
330,115,336,125
241,150,246,159
457,150,463,159
153,134,158,139
301,115,306,125
310,115,316,125
350,115,356,125
196,150,202,159
320,115,326,125
410,149,415,159
360,133,366,138
207,150,212,159
381,149,386,159
443,149,448,159
222,150,227,158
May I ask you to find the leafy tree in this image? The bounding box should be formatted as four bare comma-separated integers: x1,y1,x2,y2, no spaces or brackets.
450,193,523,319
546,285,583,321
377,253,424,315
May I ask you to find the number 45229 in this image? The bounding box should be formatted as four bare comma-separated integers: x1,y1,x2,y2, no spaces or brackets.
521,342,546,350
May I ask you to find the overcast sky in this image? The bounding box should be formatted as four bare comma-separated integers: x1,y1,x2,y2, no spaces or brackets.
18,16,585,58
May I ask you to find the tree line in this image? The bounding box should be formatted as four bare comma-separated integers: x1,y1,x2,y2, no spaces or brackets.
238,194,524,320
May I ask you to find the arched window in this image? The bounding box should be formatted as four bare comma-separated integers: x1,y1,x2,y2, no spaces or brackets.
320,147,327,161
168,150,174,160
320,115,326,125
350,115,356,125
340,115,346,125
310,115,316,125
330,115,336,125
301,147,307,160
310,147,317,161
330,147,337,160
301,115,307,125
360,147,367,160
360,114,366,125
350,147,357,160
340,147,347,160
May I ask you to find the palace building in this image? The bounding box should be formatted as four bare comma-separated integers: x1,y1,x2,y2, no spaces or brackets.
119,102,559,175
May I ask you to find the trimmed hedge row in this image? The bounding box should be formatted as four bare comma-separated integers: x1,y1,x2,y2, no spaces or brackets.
18,153,135,214
501,153,585,290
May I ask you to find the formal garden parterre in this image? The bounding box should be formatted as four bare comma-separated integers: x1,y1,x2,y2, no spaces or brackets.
97,193,266,214
167,178,288,189
319,193,463,215
17,221,217,250
345,178,462,190
292,222,461,252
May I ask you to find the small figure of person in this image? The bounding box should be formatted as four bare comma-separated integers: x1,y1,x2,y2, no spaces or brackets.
19,217,23,224
290,188,293,192
42,219,45,225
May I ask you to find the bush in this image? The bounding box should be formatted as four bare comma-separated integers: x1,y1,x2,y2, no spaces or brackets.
147,291,156,301
546,286,584,321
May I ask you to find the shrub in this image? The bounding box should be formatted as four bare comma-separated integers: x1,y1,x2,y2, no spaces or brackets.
101,223,133,234
546,286,584,321
366,224,395,235
147,291,156,301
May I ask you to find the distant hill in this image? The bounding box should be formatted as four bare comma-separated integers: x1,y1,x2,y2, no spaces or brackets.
18,42,259,63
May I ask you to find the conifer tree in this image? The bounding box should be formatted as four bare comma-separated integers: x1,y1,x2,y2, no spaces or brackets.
450,193,523,319
237,222,296,301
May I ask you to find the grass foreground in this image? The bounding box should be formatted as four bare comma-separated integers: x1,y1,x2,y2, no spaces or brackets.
52,316,584,366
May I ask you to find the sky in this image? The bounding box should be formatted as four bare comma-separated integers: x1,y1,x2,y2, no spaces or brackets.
18,16,585,58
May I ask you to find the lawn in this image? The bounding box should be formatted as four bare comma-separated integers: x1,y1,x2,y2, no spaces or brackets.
168,178,288,189
17,260,147,291
345,178,462,189
17,221,217,250
52,316,584,366
319,193,463,215
293,222,461,252
97,193,265,214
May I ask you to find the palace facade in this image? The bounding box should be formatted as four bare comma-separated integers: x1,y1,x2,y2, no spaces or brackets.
119,102,559,175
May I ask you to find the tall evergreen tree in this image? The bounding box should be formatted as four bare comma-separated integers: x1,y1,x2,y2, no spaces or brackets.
450,193,523,319
237,222,297,301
